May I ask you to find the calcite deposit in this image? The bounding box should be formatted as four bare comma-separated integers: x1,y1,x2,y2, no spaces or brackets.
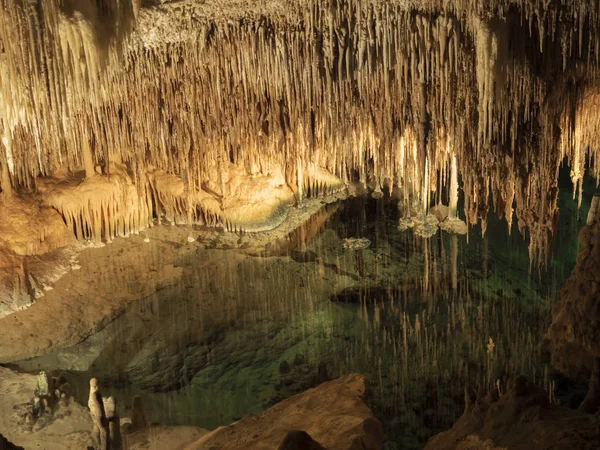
2,0,600,265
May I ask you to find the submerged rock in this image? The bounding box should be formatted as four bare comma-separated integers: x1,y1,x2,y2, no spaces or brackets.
279,360,291,375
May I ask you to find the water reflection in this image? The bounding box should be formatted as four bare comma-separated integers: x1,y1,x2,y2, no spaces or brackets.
15,177,588,448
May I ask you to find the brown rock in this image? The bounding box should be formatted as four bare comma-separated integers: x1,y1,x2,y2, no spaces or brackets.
181,374,383,450
425,377,599,450
277,430,325,450
546,222,600,380
0,433,24,450
579,358,600,414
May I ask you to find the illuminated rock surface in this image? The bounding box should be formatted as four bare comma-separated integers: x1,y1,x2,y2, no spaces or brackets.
182,373,382,450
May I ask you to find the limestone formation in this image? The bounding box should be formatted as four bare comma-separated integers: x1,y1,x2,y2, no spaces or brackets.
33,371,53,416
546,217,600,380
88,378,108,450
34,371,51,399
102,396,122,450
1,0,600,266
181,374,383,450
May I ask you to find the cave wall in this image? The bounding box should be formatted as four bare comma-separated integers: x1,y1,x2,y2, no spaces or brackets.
546,211,600,380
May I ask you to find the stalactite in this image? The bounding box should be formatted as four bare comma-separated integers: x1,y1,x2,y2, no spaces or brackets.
1,0,599,260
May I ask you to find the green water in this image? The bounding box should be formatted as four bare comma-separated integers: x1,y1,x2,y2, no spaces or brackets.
15,172,589,449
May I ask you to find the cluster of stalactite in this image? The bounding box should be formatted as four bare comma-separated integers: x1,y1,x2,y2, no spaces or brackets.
0,0,138,186
2,0,600,264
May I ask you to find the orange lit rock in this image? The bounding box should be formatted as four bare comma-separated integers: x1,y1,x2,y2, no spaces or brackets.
181,374,383,450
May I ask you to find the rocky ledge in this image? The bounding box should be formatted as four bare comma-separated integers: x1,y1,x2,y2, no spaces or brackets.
182,373,383,450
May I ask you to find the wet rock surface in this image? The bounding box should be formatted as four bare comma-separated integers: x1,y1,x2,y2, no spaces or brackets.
0,196,340,363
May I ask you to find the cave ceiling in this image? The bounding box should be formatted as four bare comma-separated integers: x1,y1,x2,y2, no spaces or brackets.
1,0,600,263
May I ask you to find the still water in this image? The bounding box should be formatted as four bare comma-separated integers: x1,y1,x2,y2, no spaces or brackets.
16,172,590,449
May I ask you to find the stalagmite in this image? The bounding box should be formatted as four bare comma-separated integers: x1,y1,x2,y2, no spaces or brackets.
88,378,108,450
131,395,148,431
103,396,122,450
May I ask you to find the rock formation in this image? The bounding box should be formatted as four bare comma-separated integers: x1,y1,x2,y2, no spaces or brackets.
424,376,600,450
0,434,24,450
181,373,383,450
545,208,600,381
2,368,381,450
130,395,148,431
0,195,75,316
579,358,600,414
88,378,109,450
0,366,93,449
102,396,122,450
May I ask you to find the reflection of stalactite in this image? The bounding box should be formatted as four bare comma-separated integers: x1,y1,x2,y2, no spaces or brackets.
423,238,430,295
354,249,365,278
451,234,458,292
